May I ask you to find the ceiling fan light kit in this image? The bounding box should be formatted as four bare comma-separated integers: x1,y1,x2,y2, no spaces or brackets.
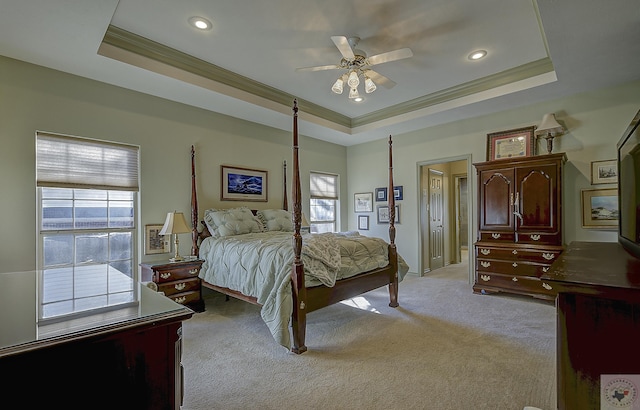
297,35,413,102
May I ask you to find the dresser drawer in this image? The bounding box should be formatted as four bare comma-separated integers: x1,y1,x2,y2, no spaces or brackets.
475,272,557,299
476,258,548,277
479,232,515,242
158,277,200,296
152,262,202,283
476,246,562,264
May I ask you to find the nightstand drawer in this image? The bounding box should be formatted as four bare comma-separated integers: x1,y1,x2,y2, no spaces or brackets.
158,277,200,296
167,290,201,306
152,262,202,283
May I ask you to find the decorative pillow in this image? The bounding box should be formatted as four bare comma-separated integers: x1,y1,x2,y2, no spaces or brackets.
256,209,294,232
203,207,264,237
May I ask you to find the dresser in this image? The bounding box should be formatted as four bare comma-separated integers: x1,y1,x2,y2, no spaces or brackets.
0,271,193,410
542,242,640,409
473,153,565,300
141,259,205,312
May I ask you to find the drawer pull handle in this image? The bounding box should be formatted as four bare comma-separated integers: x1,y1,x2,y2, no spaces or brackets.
512,262,518,268
512,277,518,282
174,296,186,304
175,283,186,291
480,275,490,282
542,253,555,260
480,261,491,268
491,233,501,239
542,283,552,290
531,234,541,241
160,273,171,280
512,249,518,254
480,249,490,255
189,269,198,275
542,267,550,273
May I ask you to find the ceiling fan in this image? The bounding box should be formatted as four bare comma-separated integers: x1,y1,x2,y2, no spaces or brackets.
296,36,413,100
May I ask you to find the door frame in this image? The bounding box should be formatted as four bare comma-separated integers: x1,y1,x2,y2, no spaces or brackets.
416,154,474,283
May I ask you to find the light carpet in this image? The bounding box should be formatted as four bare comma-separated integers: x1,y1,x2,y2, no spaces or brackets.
181,259,556,410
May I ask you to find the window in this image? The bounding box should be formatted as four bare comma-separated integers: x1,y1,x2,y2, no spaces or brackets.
309,171,338,233
36,132,139,320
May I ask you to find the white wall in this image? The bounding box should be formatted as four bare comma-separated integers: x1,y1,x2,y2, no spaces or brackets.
347,81,640,274
0,55,348,273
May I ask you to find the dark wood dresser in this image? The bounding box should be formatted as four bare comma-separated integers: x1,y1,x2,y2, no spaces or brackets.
473,153,566,300
542,241,640,410
0,271,193,410
141,259,205,312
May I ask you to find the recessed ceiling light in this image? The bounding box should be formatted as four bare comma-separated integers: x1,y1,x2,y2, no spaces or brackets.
188,16,212,30
468,50,487,60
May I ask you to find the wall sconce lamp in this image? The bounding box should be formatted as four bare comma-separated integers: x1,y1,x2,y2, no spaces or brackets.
535,113,565,154
159,211,191,262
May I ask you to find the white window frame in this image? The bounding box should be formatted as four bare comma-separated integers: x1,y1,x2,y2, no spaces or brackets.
309,171,339,233
36,132,140,321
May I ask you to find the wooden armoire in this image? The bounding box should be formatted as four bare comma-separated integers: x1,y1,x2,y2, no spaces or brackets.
473,153,566,300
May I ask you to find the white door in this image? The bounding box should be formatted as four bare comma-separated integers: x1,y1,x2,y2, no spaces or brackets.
429,169,445,270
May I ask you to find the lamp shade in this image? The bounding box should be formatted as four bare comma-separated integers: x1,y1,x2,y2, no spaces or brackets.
159,211,190,235
535,113,564,135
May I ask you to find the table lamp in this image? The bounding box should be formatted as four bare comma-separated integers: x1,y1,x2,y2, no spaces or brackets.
535,113,564,154
159,211,191,262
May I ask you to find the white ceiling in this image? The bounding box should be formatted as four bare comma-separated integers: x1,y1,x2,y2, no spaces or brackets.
1,0,639,146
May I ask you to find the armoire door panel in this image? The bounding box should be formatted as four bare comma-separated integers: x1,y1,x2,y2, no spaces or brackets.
480,169,514,231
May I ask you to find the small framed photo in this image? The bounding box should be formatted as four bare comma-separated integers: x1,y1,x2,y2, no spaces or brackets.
591,159,618,185
358,215,369,230
221,165,268,201
377,204,400,224
375,187,387,202
394,186,403,201
354,192,373,212
486,126,536,161
581,188,619,229
145,224,170,255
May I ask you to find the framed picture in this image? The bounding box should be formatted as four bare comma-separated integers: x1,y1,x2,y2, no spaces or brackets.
375,187,387,202
354,192,373,212
377,204,400,224
145,224,169,255
221,165,268,201
581,188,619,229
358,215,369,230
591,159,618,185
394,185,403,201
486,126,536,161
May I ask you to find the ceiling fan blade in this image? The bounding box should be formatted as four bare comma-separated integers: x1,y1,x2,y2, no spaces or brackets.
364,69,396,89
331,36,355,59
295,64,341,72
367,48,413,66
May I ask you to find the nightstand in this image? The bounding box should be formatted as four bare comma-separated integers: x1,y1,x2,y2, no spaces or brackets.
140,259,205,312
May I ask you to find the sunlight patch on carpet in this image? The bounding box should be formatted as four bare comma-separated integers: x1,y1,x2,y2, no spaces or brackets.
340,296,380,313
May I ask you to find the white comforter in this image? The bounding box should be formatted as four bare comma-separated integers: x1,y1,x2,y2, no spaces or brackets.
198,231,409,349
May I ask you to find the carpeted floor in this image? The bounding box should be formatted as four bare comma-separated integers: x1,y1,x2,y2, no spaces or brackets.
181,258,556,410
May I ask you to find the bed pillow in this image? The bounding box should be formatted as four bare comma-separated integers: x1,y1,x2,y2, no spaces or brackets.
256,209,294,232
203,207,264,237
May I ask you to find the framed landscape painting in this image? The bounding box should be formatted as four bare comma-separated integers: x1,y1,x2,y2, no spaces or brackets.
221,165,268,201
590,159,618,185
581,188,618,229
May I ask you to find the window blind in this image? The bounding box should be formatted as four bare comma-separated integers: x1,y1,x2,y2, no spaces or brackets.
310,172,338,199
36,132,140,191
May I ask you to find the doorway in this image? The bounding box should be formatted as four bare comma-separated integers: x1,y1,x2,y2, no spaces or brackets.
418,156,471,278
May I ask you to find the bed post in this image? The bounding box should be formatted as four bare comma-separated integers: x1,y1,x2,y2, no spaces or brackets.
283,160,288,211
191,145,199,257
387,136,399,307
290,100,308,354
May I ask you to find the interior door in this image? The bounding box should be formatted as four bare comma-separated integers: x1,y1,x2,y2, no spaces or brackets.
429,169,445,270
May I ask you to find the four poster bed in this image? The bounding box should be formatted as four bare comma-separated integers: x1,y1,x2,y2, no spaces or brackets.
190,100,408,354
